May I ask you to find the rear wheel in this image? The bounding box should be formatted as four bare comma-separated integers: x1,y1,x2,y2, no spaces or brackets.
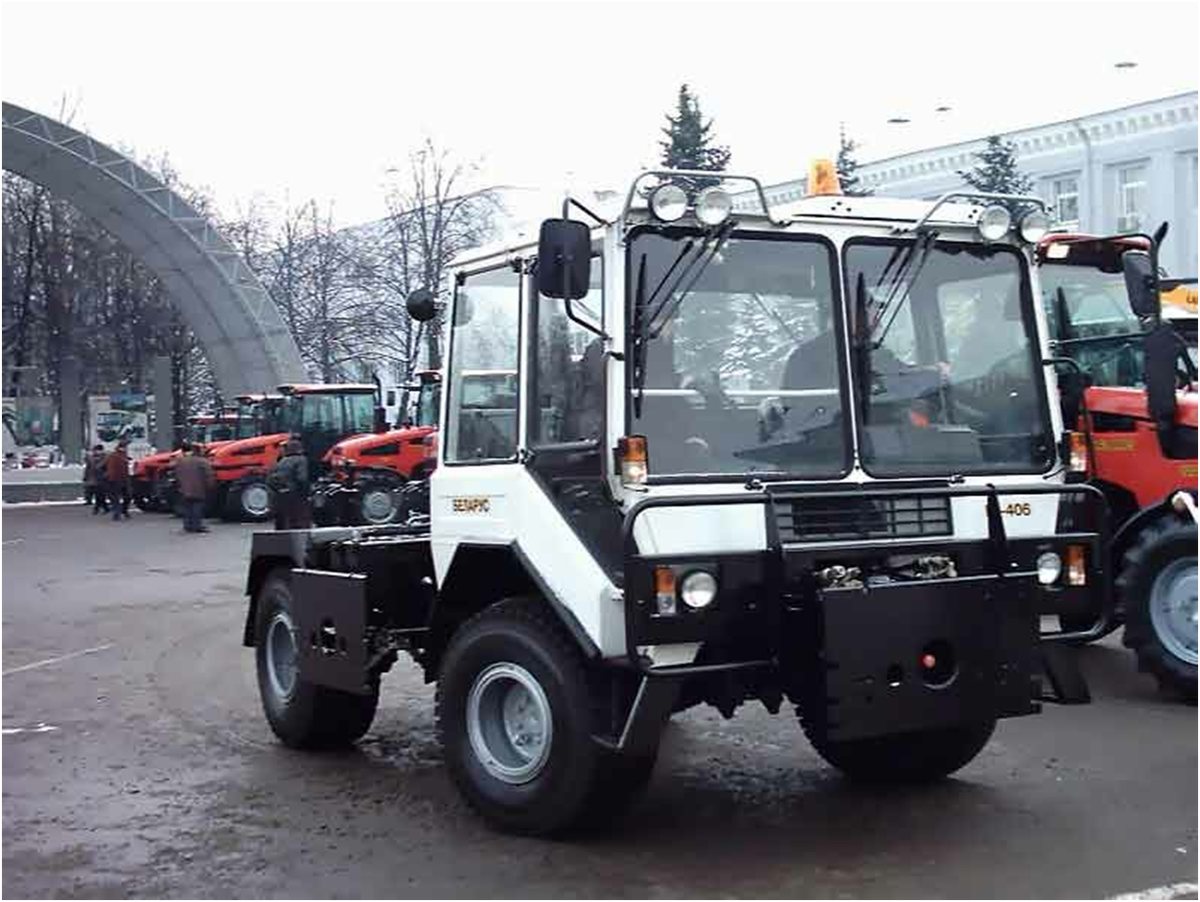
227,477,274,522
805,719,996,783
254,570,378,748
436,598,650,835
1119,517,1198,702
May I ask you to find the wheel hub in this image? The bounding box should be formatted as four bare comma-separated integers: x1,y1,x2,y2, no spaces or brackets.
360,488,395,523
1150,556,1198,666
466,662,553,784
265,610,299,699
243,484,271,517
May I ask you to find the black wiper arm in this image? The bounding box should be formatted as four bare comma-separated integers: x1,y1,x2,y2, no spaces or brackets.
631,253,650,418
648,220,736,338
872,230,939,349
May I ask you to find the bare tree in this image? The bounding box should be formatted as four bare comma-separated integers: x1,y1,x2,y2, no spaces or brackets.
380,140,500,372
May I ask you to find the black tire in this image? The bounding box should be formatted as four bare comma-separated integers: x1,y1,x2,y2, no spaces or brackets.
1119,517,1198,702
254,570,379,748
436,597,648,835
805,719,997,784
226,477,274,522
355,473,404,525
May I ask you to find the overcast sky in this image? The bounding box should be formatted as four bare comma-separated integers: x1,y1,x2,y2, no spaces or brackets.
3,0,1197,227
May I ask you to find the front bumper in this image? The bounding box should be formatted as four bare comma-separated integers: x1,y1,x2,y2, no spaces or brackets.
621,483,1110,740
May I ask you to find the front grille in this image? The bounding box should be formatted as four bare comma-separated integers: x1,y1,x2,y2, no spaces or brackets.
774,493,952,543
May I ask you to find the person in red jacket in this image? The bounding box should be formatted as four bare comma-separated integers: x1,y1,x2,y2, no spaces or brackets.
104,439,132,521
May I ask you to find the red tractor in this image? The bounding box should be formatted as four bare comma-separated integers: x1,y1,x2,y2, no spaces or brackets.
311,371,441,526
1038,229,1197,699
204,383,382,522
131,406,254,512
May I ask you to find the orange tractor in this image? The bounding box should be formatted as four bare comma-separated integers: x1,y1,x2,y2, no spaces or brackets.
204,383,383,522
131,405,256,512
311,370,441,526
1038,228,1197,698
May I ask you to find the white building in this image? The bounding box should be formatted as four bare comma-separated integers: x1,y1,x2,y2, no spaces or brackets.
741,92,1199,277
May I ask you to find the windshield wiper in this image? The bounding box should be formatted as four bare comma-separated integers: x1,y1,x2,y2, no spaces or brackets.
869,229,939,349
630,222,736,415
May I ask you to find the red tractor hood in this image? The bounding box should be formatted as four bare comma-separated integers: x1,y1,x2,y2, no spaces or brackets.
1085,385,1198,428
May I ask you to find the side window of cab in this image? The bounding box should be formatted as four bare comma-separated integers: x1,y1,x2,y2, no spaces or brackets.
445,266,521,463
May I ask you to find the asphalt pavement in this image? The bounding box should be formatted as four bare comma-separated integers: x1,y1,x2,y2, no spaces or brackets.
2,505,1196,899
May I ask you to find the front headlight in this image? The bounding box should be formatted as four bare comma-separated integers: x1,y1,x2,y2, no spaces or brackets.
1036,551,1063,586
1019,209,1051,243
694,187,732,226
649,183,688,222
680,570,718,609
977,204,1012,241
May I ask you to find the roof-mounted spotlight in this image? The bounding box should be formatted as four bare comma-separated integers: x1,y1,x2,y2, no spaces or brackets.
694,186,733,226
648,183,688,222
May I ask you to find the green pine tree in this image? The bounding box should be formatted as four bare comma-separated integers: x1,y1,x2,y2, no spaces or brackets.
659,84,732,173
836,124,872,197
957,135,1033,201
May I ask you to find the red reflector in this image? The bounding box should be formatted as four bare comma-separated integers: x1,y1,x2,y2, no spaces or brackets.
921,653,937,669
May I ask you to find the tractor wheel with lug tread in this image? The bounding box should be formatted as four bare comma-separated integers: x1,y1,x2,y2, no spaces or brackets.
355,473,405,525
435,597,651,836
1119,516,1198,702
254,569,378,748
226,477,274,522
803,718,997,783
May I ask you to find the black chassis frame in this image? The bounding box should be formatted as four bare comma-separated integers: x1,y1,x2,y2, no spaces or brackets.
616,481,1111,747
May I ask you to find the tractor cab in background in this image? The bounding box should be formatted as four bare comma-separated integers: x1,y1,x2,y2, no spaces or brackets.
1037,230,1197,698
204,384,380,522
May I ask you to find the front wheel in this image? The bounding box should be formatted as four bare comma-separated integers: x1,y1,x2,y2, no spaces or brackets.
436,598,648,835
227,477,274,522
1119,517,1198,702
254,570,378,748
806,720,997,783
356,474,404,525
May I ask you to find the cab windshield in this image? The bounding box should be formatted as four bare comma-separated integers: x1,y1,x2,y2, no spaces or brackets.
846,240,1053,477
628,230,848,479
1040,262,1146,388
284,392,376,457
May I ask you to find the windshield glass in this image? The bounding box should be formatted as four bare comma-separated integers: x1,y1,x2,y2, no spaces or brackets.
629,230,847,478
846,240,1052,477
1039,262,1147,388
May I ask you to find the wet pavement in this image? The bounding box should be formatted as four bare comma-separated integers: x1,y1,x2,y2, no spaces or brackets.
2,505,1196,898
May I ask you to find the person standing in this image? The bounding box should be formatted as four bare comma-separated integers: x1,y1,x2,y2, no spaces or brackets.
83,444,109,514
104,439,132,521
174,441,215,533
268,437,311,530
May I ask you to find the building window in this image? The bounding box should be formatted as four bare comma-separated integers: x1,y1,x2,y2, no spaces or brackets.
1047,176,1080,230
1116,164,1147,233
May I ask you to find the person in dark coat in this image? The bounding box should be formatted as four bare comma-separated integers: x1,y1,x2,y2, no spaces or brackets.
104,440,132,521
174,441,215,533
268,437,311,530
83,444,110,514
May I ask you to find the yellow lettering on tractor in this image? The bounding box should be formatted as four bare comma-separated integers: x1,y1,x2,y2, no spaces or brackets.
1094,436,1136,452
452,497,491,514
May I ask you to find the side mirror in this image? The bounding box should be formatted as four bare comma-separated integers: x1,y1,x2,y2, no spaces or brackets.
1143,322,1179,453
537,219,591,300
406,288,437,322
373,406,387,434
1122,250,1159,320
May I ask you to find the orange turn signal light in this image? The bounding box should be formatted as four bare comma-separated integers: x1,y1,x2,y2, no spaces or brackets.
618,435,649,485
1065,545,1087,586
1068,432,1089,473
654,566,676,615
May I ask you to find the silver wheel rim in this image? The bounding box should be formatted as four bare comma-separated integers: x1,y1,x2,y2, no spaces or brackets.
361,488,395,524
1149,556,1198,666
466,662,553,785
266,610,299,699
242,484,271,517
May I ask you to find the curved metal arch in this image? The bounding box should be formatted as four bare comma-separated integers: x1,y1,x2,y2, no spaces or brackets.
2,102,305,396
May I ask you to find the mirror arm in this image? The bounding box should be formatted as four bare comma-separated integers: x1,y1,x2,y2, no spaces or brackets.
564,297,608,340
562,196,609,227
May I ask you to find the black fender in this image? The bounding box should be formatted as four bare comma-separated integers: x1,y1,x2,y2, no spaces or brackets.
424,541,600,680
242,531,312,647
